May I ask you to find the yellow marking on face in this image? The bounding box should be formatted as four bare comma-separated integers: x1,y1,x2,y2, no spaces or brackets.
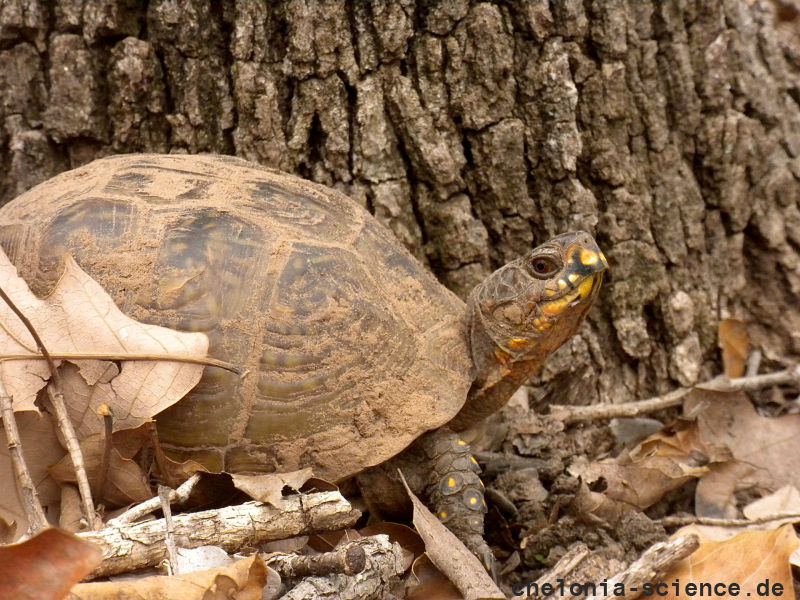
469,496,478,506
508,338,529,350
544,288,557,297
568,273,579,284
558,279,568,290
541,297,569,316
447,477,457,488
577,277,595,299
580,249,599,266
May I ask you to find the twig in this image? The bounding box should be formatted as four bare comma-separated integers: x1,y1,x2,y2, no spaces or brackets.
107,472,202,527
583,535,699,600
47,384,97,529
0,381,47,535
0,284,97,530
158,485,180,575
0,352,241,374
276,535,405,600
96,405,113,500
658,512,800,528
550,366,800,424
524,543,591,600
745,350,762,377
266,539,367,577
78,491,361,578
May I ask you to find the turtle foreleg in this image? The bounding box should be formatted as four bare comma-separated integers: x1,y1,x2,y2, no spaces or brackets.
414,428,496,576
357,428,496,576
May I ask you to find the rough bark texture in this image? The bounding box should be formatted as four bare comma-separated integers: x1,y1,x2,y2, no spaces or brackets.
1,0,798,407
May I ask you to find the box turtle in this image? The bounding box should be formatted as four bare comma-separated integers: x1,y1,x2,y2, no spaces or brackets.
0,154,606,567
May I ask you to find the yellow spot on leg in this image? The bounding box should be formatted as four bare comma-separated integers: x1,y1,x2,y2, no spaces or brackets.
469,497,478,506
457,439,467,446
439,511,448,520
470,456,479,466
447,477,457,488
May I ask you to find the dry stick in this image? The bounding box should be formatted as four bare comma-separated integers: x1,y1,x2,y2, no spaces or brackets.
0,284,97,529
276,535,405,600
582,535,700,600
266,541,367,578
107,472,202,527
0,381,48,535
158,485,180,575
96,405,113,502
550,366,800,425
0,352,241,374
659,512,800,528
78,491,361,578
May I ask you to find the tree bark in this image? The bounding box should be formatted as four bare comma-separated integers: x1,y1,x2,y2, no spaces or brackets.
0,0,798,406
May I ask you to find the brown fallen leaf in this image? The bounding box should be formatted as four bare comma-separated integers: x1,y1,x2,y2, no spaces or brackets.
718,319,749,378
0,249,207,435
0,528,101,600
569,421,709,509
658,525,799,600
50,433,151,507
687,390,800,517
399,473,504,600
232,468,314,508
69,554,271,600
407,554,464,599
0,411,64,535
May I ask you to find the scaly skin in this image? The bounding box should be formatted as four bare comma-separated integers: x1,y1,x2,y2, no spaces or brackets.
427,232,606,573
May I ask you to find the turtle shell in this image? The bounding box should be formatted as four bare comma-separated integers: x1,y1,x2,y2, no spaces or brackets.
0,154,473,481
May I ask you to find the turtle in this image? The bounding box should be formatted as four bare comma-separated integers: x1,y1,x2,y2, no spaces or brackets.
0,154,606,567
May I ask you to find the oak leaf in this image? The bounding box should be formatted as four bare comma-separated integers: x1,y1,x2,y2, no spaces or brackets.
0,250,208,436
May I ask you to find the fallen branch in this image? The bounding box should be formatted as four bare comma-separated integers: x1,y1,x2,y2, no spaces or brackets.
276,535,405,600
78,491,361,578
107,472,202,527
266,538,367,578
659,512,800,528
550,366,800,424
584,535,699,600
0,381,47,535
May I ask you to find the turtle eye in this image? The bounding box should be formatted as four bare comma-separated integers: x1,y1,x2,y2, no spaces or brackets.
529,256,559,279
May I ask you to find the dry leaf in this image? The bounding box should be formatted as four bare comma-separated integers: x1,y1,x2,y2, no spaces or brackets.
569,422,709,509
718,319,749,378
688,390,800,517
232,468,313,508
50,433,151,507
744,485,800,521
69,554,270,600
0,411,64,536
658,526,799,600
399,473,504,600
0,528,101,600
0,249,207,435
408,554,464,599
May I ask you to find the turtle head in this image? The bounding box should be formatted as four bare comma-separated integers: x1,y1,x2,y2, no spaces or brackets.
451,232,607,429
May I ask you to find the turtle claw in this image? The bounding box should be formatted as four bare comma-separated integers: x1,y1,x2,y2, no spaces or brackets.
480,545,499,582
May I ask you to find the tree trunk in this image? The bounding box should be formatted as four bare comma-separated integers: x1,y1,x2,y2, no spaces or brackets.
0,0,798,408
